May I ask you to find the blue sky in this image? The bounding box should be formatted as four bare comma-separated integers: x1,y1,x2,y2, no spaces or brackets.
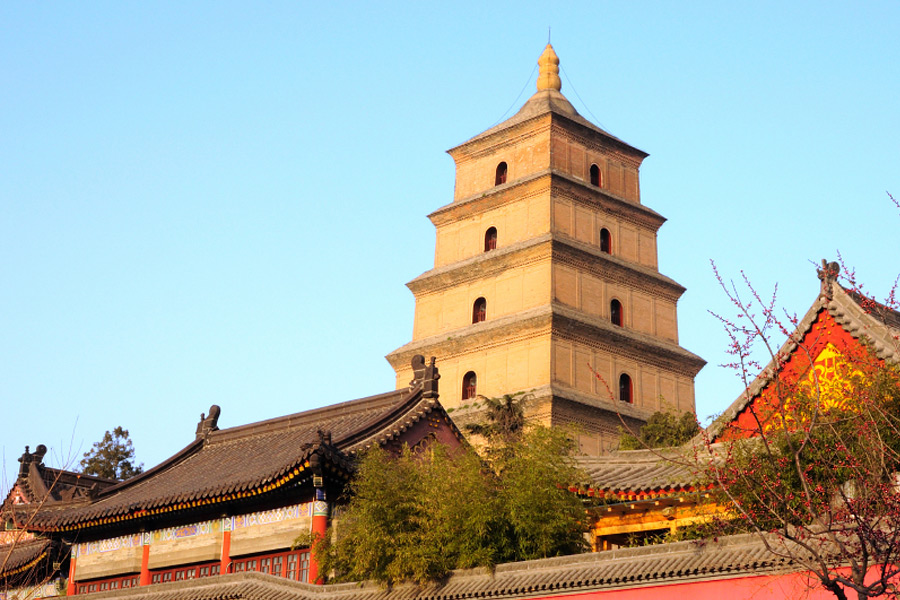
2,2,899,485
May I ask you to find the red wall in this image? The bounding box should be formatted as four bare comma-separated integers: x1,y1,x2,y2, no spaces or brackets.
540,570,860,599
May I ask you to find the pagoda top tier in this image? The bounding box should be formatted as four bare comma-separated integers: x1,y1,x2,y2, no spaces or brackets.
449,44,643,159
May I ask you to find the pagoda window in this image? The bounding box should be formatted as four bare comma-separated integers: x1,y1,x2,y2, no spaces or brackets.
619,373,633,403
610,299,623,326
463,371,477,400
484,227,498,251
473,297,486,323
600,228,611,254
495,162,508,185
590,163,602,187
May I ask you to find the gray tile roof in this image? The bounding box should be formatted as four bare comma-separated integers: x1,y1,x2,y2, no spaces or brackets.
71,534,793,600
577,449,705,498
0,538,51,577
26,358,455,532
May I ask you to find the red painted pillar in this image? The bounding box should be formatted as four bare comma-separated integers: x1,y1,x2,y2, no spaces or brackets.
308,488,329,584
139,533,151,586
66,549,77,596
221,518,232,575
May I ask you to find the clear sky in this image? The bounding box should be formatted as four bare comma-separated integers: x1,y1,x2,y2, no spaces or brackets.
2,2,899,487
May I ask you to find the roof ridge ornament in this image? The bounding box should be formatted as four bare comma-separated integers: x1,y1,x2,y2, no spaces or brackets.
409,354,440,398
195,405,221,441
536,44,561,93
817,259,841,299
317,429,333,446
18,444,47,478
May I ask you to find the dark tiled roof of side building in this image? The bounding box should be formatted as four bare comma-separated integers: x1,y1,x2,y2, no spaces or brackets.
70,534,792,600
27,357,453,531
0,538,52,578
3,444,117,509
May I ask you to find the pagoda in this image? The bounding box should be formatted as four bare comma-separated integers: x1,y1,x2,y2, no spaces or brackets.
387,45,705,453
387,44,705,454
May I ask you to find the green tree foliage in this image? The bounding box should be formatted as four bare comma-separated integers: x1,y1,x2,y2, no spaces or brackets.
499,426,589,560
618,408,700,450
80,427,143,480
317,425,588,585
464,393,527,446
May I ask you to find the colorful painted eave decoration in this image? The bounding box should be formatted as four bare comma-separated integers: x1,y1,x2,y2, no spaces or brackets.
570,484,710,502
48,459,348,533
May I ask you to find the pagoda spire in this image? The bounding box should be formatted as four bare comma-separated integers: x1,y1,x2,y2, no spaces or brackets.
536,44,561,92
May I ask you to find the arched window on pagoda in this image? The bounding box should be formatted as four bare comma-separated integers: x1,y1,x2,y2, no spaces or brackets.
484,227,497,251
600,228,611,254
610,299,623,327
495,162,508,186
473,297,486,324
590,163,601,187
619,373,633,403
462,371,477,400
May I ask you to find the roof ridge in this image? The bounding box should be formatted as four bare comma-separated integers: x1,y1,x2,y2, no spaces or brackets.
207,389,407,444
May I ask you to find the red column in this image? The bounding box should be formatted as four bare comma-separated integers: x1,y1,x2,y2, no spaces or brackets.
220,518,232,575
308,490,329,584
139,534,151,586
66,550,77,596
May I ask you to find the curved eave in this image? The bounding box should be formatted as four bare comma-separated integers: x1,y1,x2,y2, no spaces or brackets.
0,539,52,579
32,381,451,533
32,452,344,533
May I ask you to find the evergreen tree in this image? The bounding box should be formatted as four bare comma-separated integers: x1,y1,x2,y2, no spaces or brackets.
80,427,143,480
465,393,527,445
618,408,700,450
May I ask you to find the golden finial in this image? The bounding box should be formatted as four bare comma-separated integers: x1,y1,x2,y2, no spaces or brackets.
536,44,561,92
